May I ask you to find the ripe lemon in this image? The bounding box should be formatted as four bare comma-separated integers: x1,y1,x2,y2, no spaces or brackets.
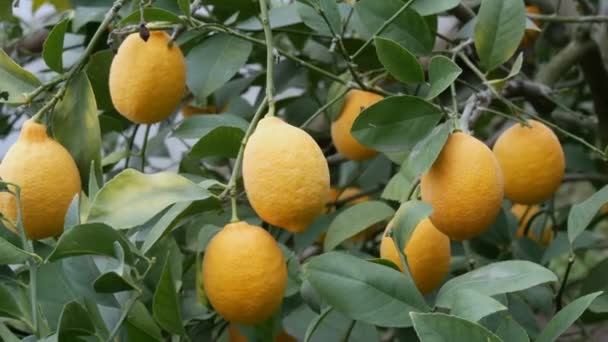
493,120,565,205
202,221,287,324
109,31,186,124
512,204,554,245
331,89,382,160
243,116,330,233
0,120,81,240
421,132,504,240
228,325,296,342
520,6,542,49
380,218,451,294
320,187,377,243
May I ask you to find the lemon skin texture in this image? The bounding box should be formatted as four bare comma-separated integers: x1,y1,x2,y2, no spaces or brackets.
0,120,81,240
243,116,330,233
493,120,565,205
380,218,451,294
421,132,504,241
202,221,288,324
109,31,186,124
331,89,382,160
512,204,554,245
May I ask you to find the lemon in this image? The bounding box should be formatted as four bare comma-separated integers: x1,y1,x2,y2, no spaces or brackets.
380,218,451,294
202,221,287,324
331,89,382,160
421,132,504,240
243,116,330,233
493,120,565,205
512,204,554,245
0,119,81,240
109,31,186,124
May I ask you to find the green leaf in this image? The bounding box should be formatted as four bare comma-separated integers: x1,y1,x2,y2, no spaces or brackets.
327,74,351,121
126,301,164,342
0,283,26,321
426,56,462,100
87,169,210,229
153,254,185,335
93,242,138,293
297,0,341,35
73,6,108,32
57,302,95,339
381,172,413,203
495,316,530,342
186,33,253,100
374,37,424,84
190,127,244,158
487,52,523,85
0,49,41,104
351,95,442,152
0,235,39,265
355,0,433,55
435,260,557,308
536,292,602,342
410,0,460,16
172,114,248,139
238,4,302,30
296,2,332,36
448,290,507,322
141,202,192,254
47,223,136,264
0,323,20,342
568,185,608,244
304,252,429,327
52,72,102,189
324,201,394,251
401,122,451,180
410,312,503,342
304,307,333,342
43,17,69,73
85,50,114,111
119,7,185,26
474,0,526,71
178,0,190,17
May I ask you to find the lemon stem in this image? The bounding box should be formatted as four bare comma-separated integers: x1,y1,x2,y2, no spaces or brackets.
258,0,276,117
230,191,239,223
462,240,477,270
219,97,268,200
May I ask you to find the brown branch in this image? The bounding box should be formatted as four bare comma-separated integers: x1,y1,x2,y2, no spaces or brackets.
579,42,608,145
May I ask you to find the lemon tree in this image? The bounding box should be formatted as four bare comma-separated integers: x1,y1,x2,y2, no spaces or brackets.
1,0,608,341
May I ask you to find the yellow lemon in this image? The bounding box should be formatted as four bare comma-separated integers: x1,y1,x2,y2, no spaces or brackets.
202,221,287,324
512,204,554,245
520,6,542,49
331,89,382,160
493,120,565,205
380,218,451,294
109,31,186,124
421,132,504,240
0,119,81,240
243,116,330,233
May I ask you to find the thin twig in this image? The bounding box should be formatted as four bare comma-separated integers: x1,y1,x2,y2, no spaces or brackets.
140,124,151,172
555,253,575,311
300,88,349,129
258,0,276,117
528,13,608,23
124,124,140,169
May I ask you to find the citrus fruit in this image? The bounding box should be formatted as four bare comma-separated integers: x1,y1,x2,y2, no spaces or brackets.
109,30,186,124
202,221,287,324
520,6,542,49
243,116,330,233
0,119,81,240
493,120,565,205
228,325,296,342
331,89,382,160
512,204,554,245
380,218,451,294
421,132,504,240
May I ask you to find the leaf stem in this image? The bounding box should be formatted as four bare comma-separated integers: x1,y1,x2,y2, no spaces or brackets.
219,97,268,199
140,124,151,172
555,252,575,310
124,124,140,169
258,0,276,117
351,0,415,60
300,88,349,129
24,74,67,104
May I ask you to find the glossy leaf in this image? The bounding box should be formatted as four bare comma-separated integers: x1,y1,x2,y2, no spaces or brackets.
43,17,69,73
536,292,602,342
119,7,185,26
52,72,102,189
374,37,424,84
87,169,210,229
381,172,413,203
178,0,190,17
495,316,530,342
474,0,526,71
0,236,39,265
237,4,302,30
401,122,451,180
411,312,502,342
448,290,507,322
435,260,557,308
411,0,460,16
296,2,332,36
153,255,185,335
324,201,394,251
186,33,253,100
326,74,351,121
568,185,608,244
351,95,442,152
126,301,164,342
304,252,429,327
57,302,95,339
85,50,114,111
355,0,433,55
0,49,41,104
426,56,462,100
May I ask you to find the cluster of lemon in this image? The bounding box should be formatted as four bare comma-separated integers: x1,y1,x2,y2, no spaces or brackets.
0,31,565,337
